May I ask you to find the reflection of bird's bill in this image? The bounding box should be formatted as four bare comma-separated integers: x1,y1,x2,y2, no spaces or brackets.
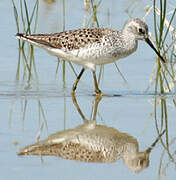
145,38,166,63
145,130,166,154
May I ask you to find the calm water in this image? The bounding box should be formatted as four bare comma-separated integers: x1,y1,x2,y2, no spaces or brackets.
0,0,176,180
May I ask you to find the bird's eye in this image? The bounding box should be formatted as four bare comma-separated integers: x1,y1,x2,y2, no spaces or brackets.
139,28,144,34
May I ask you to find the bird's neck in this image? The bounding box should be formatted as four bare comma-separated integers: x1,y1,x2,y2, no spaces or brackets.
120,31,138,56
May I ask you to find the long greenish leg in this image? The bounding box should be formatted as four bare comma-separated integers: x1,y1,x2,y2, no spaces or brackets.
93,71,102,95
72,68,85,93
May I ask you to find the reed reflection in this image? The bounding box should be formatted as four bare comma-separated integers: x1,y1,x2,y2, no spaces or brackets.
18,93,165,173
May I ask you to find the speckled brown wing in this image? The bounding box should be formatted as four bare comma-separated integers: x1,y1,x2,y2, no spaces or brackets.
40,143,106,162
18,142,106,162
17,28,110,51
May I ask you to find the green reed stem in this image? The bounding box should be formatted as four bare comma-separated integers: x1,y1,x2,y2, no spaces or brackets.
21,46,31,73
22,99,27,124
32,0,39,33
16,0,39,81
38,100,48,133
68,62,78,77
55,59,60,78
154,0,158,45
28,45,33,82
170,47,176,76
163,100,169,147
23,0,31,33
161,8,176,49
20,0,26,32
62,60,66,88
153,0,175,155
62,0,66,31
154,98,167,149
12,0,20,32
153,0,168,94
114,62,128,85
90,0,101,27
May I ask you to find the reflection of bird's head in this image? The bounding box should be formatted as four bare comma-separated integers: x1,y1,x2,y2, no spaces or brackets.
123,152,150,173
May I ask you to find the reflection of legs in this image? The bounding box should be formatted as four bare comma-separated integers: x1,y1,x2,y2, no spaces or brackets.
72,87,102,122
93,71,102,95
92,95,102,120
72,90,86,121
72,68,85,93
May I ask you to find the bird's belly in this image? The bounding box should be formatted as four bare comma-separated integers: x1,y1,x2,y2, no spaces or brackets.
47,42,136,70
69,43,137,65
68,46,122,65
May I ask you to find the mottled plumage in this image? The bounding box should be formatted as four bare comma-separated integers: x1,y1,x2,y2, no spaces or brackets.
17,28,108,50
18,123,150,173
16,18,165,95
18,124,137,161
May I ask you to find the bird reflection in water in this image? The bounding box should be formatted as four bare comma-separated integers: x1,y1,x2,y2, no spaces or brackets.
18,94,165,173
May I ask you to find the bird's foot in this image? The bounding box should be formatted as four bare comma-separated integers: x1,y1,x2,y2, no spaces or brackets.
94,89,103,97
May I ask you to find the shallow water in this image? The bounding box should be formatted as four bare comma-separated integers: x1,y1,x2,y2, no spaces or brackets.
0,0,176,180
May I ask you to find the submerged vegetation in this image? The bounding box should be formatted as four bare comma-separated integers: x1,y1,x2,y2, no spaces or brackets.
153,0,176,94
12,0,39,82
11,0,48,134
146,0,176,176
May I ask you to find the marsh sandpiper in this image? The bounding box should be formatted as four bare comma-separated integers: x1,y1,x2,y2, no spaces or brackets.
16,18,165,95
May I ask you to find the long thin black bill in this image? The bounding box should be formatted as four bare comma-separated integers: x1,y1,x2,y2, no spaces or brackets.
145,38,166,63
